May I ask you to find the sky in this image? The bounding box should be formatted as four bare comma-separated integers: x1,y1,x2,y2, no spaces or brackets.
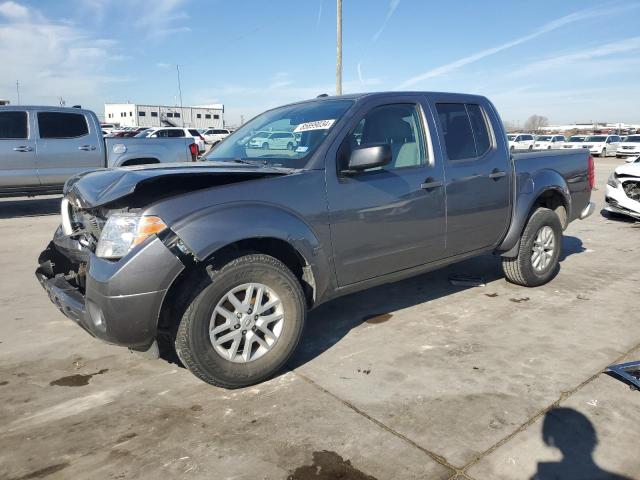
0,0,639,126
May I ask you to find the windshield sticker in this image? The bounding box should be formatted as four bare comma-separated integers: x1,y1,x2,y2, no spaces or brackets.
294,119,335,133
295,146,309,153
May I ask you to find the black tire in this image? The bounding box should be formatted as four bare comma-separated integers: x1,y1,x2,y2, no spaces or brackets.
175,254,306,388
262,142,269,150
510,145,515,153
600,149,606,157
502,208,562,287
286,142,294,150
528,145,533,150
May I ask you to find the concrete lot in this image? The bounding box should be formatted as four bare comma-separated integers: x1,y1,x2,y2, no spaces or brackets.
0,157,638,480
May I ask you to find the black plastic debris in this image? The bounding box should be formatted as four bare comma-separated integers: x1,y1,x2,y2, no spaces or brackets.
448,275,486,287
606,360,640,391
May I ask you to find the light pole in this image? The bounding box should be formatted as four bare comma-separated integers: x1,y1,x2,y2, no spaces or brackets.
176,65,184,127
336,0,342,95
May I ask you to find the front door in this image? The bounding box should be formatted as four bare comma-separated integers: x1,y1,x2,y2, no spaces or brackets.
432,100,511,256
0,110,39,187
326,99,446,286
35,111,103,186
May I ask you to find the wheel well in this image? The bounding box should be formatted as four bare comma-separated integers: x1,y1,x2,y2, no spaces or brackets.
532,189,568,228
121,158,159,167
157,237,316,344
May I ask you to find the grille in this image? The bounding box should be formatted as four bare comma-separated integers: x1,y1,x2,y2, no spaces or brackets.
622,181,640,202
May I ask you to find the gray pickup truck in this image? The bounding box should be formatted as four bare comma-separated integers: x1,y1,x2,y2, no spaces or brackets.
36,92,595,388
0,105,198,198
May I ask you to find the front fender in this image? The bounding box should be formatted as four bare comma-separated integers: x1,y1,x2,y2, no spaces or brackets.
171,202,332,302
497,169,571,256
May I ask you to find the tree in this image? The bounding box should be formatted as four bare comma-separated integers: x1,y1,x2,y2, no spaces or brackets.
524,115,549,132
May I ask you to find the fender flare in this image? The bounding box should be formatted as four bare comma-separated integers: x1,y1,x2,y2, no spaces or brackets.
171,202,332,302
497,169,572,256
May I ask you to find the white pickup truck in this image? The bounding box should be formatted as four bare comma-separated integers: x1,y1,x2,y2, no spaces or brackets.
0,106,199,198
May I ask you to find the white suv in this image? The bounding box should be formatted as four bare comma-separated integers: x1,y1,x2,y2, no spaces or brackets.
583,135,621,157
507,133,535,151
247,131,297,150
534,135,565,150
562,135,587,149
616,134,640,160
136,127,206,153
202,128,230,145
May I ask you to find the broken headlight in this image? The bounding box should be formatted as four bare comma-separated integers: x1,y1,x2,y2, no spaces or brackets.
96,213,167,259
607,172,620,188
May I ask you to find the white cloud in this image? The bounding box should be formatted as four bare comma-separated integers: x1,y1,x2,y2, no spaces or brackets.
397,3,640,89
0,2,128,108
372,0,401,42
509,37,640,78
131,0,190,38
0,1,28,20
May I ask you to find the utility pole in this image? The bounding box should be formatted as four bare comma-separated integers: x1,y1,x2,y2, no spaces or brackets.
336,0,342,95
16,80,21,104
176,64,184,127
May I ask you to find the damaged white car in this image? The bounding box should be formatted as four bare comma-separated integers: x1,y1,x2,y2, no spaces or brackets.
606,158,640,219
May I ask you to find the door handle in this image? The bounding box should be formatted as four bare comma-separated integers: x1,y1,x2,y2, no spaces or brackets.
420,178,443,190
489,169,506,180
78,145,97,151
13,146,33,152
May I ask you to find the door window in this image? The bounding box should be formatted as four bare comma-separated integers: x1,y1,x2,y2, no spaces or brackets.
37,112,88,139
167,129,185,138
345,103,426,170
0,111,28,139
436,103,493,161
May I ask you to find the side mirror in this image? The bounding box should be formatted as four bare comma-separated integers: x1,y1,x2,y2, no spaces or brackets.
345,144,392,172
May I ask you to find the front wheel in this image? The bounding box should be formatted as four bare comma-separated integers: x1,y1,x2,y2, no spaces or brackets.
286,142,294,150
262,142,269,150
601,148,606,157
175,254,306,388
502,208,562,287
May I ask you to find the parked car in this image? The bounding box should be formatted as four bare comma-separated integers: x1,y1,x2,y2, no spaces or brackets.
100,123,116,135
562,135,587,150
202,128,231,145
247,131,297,150
136,127,206,153
0,106,199,197
583,134,621,157
36,92,594,388
507,133,535,151
616,134,640,159
534,135,565,150
605,160,640,219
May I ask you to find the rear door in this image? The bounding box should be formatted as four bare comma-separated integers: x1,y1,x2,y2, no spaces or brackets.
326,96,447,285
431,98,511,255
35,111,103,186
0,110,39,187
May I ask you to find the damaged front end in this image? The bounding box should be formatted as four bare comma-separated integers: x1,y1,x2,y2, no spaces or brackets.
605,170,640,220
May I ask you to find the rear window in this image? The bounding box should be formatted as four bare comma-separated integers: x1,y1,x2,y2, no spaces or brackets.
38,112,88,139
626,136,640,142
436,103,492,161
0,111,28,139
167,129,184,138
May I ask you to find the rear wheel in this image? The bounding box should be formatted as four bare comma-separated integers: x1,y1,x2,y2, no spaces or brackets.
502,208,562,287
175,254,306,388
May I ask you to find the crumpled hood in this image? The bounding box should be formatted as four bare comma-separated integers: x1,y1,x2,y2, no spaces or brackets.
64,161,293,209
615,161,640,177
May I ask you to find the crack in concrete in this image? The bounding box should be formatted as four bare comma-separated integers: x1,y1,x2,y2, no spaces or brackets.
294,371,462,478
460,341,640,476
295,341,640,480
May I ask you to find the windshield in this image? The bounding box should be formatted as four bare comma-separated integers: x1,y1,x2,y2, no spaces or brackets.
204,99,354,167
507,135,516,140
134,130,151,138
537,136,552,141
568,136,584,142
624,135,640,143
585,136,607,142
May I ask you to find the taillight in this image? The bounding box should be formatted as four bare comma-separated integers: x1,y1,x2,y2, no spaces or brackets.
189,142,199,160
588,155,595,190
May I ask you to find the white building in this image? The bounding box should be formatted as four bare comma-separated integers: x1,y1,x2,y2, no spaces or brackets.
104,103,224,129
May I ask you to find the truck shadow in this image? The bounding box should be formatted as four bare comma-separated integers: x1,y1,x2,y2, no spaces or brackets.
288,236,585,370
0,196,61,219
